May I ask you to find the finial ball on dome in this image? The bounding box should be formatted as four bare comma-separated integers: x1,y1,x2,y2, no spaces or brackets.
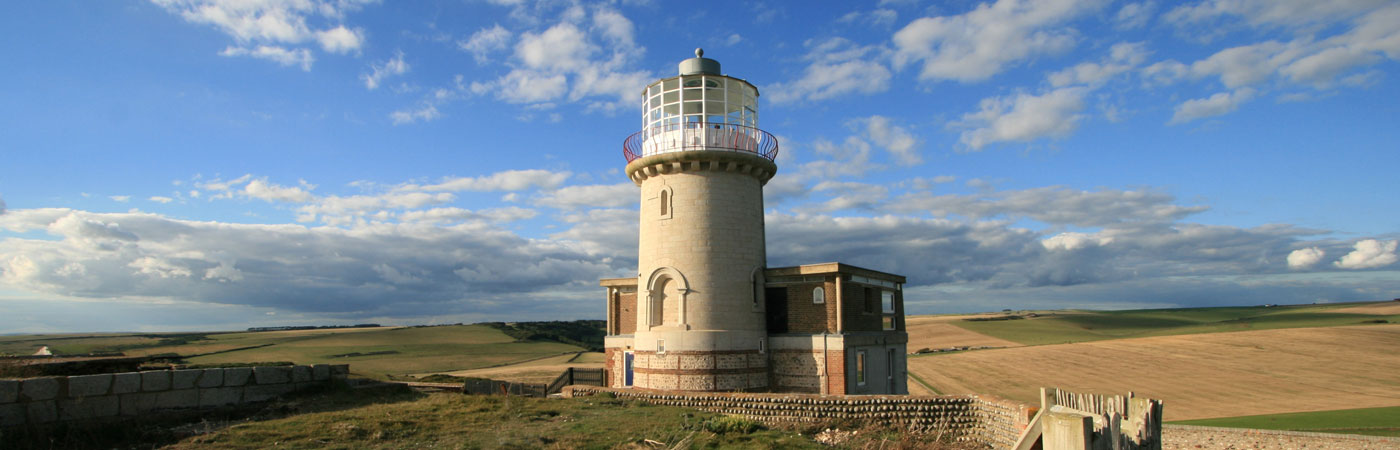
695,48,704,57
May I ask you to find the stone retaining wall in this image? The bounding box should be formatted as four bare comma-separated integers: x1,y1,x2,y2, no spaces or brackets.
0,364,348,427
563,386,1033,448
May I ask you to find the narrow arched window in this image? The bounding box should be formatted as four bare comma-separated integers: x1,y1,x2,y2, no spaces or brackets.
813,286,825,304
659,190,669,216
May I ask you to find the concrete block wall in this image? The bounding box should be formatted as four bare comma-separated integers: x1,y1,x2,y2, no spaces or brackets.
0,364,348,428
563,387,1033,449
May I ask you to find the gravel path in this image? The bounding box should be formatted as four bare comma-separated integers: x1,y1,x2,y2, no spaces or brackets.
1163,425,1400,449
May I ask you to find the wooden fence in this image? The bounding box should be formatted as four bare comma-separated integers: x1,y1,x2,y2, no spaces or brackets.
1013,387,1164,450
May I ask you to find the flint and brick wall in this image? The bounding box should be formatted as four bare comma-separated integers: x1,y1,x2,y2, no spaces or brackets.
0,364,348,428
564,387,1033,449
631,350,768,391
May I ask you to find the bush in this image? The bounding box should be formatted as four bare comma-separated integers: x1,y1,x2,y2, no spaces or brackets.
701,416,765,434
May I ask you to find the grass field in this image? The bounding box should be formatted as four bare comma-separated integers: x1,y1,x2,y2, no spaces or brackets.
1,325,589,381
184,326,585,380
1170,406,1400,437
949,303,1398,346
907,323,1400,420
904,315,1023,352
425,351,606,384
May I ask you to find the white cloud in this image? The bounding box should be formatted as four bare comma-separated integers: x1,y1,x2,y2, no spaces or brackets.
397,207,536,224
149,196,174,204
855,116,922,165
1114,2,1156,29
244,178,314,203
838,8,898,27
724,34,742,46
362,51,408,90
389,104,440,125
516,23,595,72
1048,42,1148,87
769,38,892,103
955,87,1087,150
1334,239,1398,269
110,196,131,203
804,181,890,212
1190,42,1289,88
459,24,512,64
463,7,651,113
490,70,570,104
533,183,637,210
315,25,362,54
0,208,617,317
1152,3,1400,93
1286,247,1325,269
219,45,314,71
1281,45,1379,86
892,0,1108,82
1042,232,1113,251
1170,87,1255,124
129,256,193,279
894,186,1208,227
152,0,374,70
1165,0,1387,29
408,170,570,192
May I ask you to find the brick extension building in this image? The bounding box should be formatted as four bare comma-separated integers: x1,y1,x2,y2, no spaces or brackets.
600,50,908,395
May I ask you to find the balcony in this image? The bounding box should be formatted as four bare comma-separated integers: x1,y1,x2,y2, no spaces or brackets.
623,122,778,163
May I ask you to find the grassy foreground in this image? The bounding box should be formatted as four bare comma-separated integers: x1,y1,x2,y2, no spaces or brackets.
1170,406,1400,437
953,303,1398,346
5,384,971,449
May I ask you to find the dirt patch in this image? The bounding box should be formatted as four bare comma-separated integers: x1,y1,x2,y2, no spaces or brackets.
908,324,1400,421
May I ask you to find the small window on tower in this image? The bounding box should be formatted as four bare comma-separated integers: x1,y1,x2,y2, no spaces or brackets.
660,190,669,216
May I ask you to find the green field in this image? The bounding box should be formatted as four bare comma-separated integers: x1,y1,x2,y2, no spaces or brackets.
2,325,589,381
9,385,949,450
953,303,1398,346
1170,406,1400,437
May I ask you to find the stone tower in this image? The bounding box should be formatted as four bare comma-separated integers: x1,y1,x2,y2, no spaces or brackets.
620,49,779,391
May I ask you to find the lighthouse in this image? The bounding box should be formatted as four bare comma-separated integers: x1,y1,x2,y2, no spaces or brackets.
602,50,909,395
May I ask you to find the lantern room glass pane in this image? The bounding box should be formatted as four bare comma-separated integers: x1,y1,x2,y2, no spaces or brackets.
650,96,660,108
663,91,678,104
663,78,678,91
663,104,679,116
683,101,702,114
683,89,702,101
704,101,723,114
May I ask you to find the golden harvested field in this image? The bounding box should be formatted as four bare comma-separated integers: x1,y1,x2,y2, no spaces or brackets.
907,324,1400,420
1330,301,1400,315
904,315,1023,351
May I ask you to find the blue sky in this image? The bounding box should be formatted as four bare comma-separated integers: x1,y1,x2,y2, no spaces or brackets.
1,0,1398,333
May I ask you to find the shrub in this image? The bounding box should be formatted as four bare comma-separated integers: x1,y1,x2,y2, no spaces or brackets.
701,416,765,434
